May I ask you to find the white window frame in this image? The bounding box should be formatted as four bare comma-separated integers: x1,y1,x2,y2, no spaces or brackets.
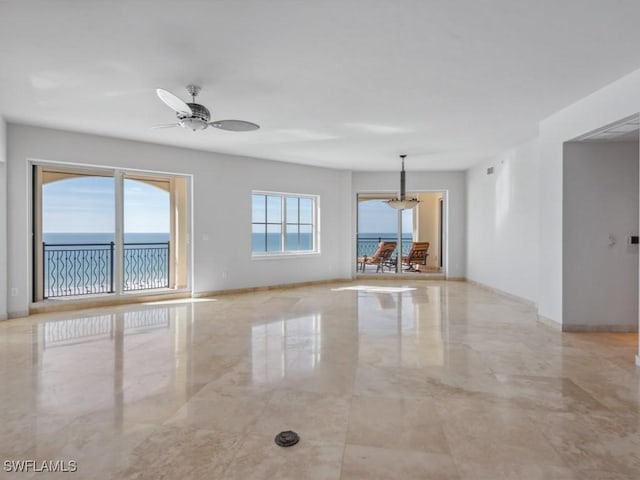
251,190,320,258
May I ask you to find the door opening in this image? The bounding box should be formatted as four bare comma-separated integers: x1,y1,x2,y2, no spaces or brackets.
356,192,444,274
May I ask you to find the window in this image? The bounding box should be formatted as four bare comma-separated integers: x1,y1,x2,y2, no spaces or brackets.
252,192,318,255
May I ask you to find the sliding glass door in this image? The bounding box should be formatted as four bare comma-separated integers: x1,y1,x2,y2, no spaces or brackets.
33,165,189,301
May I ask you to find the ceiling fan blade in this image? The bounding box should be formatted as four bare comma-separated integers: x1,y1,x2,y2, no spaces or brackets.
156,88,192,115
209,120,260,132
151,123,180,129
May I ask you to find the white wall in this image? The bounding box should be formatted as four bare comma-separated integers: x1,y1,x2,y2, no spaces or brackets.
5,124,353,317
563,141,638,331
466,139,539,302
538,67,640,326
0,118,6,320
352,171,466,278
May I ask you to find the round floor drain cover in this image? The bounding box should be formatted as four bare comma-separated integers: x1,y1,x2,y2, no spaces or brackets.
274,430,300,447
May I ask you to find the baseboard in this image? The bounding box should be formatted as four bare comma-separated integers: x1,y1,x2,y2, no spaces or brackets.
465,279,537,308
534,316,636,333
29,291,191,315
537,314,562,331
445,276,466,282
193,277,351,298
8,310,29,319
562,324,638,333
355,273,446,280
0,313,7,321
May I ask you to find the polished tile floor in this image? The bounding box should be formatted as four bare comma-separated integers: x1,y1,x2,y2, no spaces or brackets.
1,280,639,479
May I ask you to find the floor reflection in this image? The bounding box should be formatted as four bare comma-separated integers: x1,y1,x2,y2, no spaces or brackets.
357,285,445,367
251,314,322,385
41,308,170,349
28,306,191,422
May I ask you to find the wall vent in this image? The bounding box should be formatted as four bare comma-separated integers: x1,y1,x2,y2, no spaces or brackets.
486,167,494,175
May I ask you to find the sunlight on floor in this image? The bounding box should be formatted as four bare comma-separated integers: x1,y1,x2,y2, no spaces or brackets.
142,297,218,306
331,285,417,293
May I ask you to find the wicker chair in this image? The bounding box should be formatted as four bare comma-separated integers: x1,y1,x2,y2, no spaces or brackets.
402,242,430,271
358,241,397,272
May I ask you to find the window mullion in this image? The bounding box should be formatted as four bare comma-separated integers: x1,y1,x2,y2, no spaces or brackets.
281,195,285,252
263,196,268,252
114,170,124,294
297,197,301,250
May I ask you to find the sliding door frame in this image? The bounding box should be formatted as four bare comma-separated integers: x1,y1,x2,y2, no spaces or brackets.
31,161,191,302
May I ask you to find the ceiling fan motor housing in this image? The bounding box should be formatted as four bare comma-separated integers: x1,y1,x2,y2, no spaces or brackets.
178,103,211,131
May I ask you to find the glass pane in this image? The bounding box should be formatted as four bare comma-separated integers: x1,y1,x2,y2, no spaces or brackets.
286,197,299,224
123,178,170,292
42,175,116,298
299,198,313,224
402,208,413,256
266,224,282,252
402,208,413,235
43,176,115,238
252,194,266,223
124,179,170,239
252,224,266,253
266,196,282,223
356,198,397,258
285,225,299,251
300,225,313,250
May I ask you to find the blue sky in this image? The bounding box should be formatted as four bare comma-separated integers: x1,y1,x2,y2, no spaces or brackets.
42,177,169,233
44,179,409,234
358,200,413,233
252,194,313,224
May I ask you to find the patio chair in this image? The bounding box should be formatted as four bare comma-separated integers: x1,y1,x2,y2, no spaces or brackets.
358,241,397,272
402,241,430,271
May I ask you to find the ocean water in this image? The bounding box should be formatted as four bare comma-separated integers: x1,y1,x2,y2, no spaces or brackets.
252,232,313,253
357,232,413,257
42,232,170,298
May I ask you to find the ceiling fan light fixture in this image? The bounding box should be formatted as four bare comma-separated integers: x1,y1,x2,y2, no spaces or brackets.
179,117,208,131
153,85,260,132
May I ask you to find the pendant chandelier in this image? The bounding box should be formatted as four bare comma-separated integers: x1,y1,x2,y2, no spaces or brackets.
387,154,420,210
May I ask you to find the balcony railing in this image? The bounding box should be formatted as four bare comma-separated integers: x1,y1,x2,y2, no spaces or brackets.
43,241,170,298
357,236,412,258
124,243,171,292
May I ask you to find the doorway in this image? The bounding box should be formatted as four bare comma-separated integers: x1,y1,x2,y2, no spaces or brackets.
563,115,639,332
356,192,445,274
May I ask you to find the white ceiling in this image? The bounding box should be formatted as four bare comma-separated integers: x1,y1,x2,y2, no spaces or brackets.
2,1,640,171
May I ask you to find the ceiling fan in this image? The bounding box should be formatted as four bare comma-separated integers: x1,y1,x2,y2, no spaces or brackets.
153,85,260,132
